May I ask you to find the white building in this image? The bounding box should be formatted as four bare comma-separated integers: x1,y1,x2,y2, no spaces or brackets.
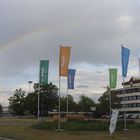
114,77,140,115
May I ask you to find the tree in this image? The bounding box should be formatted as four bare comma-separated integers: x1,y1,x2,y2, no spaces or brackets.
31,82,59,116
60,95,77,112
0,104,2,115
97,88,121,116
78,95,95,112
25,92,38,117
8,88,26,115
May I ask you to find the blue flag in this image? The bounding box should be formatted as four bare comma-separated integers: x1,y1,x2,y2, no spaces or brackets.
68,69,76,89
121,45,130,77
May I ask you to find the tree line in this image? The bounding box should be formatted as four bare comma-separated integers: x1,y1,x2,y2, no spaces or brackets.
8,82,121,117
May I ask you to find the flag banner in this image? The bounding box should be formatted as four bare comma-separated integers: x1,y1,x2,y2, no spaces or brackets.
109,68,117,89
59,46,71,76
109,110,119,135
39,60,49,85
68,69,76,89
121,45,130,77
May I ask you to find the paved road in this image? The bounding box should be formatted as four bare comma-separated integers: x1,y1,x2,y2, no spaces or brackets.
0,137,13,140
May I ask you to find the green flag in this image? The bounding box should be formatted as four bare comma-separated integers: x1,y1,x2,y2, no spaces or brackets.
109,68,117,89
39,60,49,85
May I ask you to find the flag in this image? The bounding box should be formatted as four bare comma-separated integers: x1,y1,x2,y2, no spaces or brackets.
109,68,117,89
59,46,71,76
109,110,119,135
68,69,76,89
121,45,130,77
39,60,49,85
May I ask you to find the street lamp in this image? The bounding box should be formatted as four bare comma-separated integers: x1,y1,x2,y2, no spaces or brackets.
28,81,33,93
102,85,112,118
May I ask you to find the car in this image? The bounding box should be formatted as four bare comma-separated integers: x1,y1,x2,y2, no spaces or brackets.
118,114,124,119
125,114,131,119
130,114,138,119
101,114,110,119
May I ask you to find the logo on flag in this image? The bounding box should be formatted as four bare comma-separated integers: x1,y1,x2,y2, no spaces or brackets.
59,47,71,76
109,68,117,89
68,69,76,89
121,45,130,77
39,60,49,85
109,110,119,135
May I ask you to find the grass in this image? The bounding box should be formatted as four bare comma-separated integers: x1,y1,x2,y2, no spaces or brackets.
33,120,140,131
0,117,37,123
0,117,140,140
33,120,108,131
0,125,140,140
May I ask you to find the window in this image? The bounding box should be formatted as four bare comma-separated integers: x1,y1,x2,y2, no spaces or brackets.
138,96,140,100
133,96,136,100
133,104,136,108
125,104,128,108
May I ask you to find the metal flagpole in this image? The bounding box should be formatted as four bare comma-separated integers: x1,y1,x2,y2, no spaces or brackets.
38,86,40,121
139,56,140,77
123,77,127,130
108,67,112,118
58,75,61,130
58,45,61,130
109,88,112,118
66,84,69,119
38,60,40,121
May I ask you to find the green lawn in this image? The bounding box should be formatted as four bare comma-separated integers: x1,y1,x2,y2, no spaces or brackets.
0,118,140,140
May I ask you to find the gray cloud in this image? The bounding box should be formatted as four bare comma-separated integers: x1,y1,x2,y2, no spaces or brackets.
0,0,140,105
0,1,140,67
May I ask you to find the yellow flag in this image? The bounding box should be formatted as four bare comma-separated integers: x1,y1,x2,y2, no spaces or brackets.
59,46,71,76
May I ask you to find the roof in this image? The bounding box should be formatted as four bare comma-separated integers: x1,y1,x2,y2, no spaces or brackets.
122,76,140,86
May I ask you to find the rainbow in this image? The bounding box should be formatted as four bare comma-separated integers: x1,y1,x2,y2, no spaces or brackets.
0,26,48,52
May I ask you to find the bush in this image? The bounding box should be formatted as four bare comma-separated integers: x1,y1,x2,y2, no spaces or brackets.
63,120,108,131
32,119,140,131
33,121,56,130
117,120,140,130
52,115,59,123
67,114,84,121
33,120,108,131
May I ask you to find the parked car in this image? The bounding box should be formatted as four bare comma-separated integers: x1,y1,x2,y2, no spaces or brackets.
101,114,110,119
125,114,131,119
130,114,138,119
118,114,123,119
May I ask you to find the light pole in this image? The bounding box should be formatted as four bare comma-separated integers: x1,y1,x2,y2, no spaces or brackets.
28,81,33,93
102,86,112,118
28,81,33,117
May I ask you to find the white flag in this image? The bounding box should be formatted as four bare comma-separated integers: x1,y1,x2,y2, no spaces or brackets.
109,110,119,135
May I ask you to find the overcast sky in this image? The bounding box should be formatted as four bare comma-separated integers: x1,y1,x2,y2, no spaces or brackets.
0,0,140,105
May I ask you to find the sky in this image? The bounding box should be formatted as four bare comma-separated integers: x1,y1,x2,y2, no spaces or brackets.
0,0,140,106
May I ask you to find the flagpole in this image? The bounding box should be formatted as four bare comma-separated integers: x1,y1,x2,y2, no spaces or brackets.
121,45,130,130
138,56,140,77
123,77,127,130
108,67,112,119
58,45,61,131
58,75,61,130
38,60,40,121
66,83,69,120
38,86,40,121
109,88,112,118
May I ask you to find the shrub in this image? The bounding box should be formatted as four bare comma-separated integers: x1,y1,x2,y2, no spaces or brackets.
67,114,84,121
32,121,54,130
52,115,59,123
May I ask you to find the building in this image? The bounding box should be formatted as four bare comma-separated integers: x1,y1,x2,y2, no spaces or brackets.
1,106,12,117
114,77,140,115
